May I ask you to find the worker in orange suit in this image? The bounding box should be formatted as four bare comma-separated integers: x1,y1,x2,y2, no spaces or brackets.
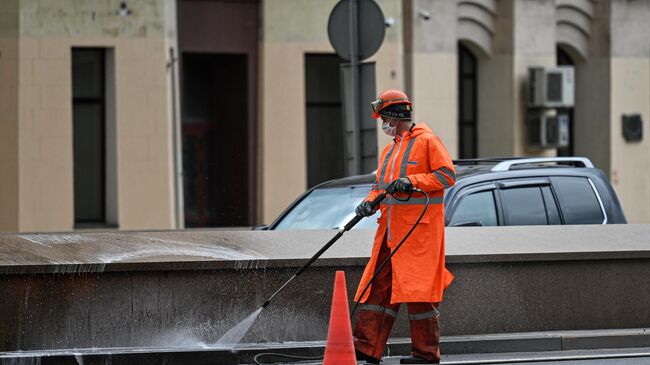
353,89,456,364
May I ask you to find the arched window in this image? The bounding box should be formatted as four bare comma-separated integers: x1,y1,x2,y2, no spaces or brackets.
458,43,478,158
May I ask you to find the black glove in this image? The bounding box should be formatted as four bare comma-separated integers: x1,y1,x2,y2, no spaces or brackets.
355,201,376,217
386,177,413,195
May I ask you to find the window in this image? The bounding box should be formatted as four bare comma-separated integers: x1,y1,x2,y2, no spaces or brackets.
551,177,604,224
275,186,376,230
72,48,105,225
305,54,346,188
458,43,477,158
556,46,575,156
500,187,548,225
449,190,498,226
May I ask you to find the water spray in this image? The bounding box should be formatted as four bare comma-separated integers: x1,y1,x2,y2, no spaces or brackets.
214,191,387,346
252,188,431,364
218,188,431,363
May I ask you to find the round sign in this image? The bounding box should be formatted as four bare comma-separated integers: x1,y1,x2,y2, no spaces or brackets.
327,0,386,61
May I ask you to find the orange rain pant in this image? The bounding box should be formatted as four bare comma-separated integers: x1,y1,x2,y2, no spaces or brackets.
353,236,441,362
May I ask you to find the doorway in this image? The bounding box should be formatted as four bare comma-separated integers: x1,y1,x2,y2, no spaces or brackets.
181,53,248,227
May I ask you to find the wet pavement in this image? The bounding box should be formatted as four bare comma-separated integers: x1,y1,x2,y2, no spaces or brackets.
2,330,650,365
268,347,650,364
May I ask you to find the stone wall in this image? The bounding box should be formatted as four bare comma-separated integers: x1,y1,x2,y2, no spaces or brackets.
1,225,649,350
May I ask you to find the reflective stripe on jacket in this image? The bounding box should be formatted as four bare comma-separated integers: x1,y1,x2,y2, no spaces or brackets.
355,123,455,304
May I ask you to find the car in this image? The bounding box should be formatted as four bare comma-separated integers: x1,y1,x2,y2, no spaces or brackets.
256,157,627,230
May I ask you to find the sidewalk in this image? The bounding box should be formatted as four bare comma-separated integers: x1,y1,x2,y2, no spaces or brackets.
277,347,650,365
237,328,650,364
1,328,649,365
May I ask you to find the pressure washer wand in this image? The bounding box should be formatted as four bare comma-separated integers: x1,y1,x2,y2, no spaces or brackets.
261,191,388,309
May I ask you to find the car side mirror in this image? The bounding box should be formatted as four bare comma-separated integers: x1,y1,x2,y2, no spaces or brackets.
451,221,483,227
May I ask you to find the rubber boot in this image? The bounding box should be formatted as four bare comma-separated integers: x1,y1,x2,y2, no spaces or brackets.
404,303,441,364
353,306,397,361
400,355,438,364
355,349,381,364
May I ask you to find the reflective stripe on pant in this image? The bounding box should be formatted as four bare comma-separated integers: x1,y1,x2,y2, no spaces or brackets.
408,302,441,362
353,235,399,360
353,236,441,362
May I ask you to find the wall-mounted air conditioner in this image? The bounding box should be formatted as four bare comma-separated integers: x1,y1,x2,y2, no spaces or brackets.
528,66,575,108
527,110,570,149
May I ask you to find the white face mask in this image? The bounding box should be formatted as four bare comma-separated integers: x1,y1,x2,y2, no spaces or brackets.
382,120,397,136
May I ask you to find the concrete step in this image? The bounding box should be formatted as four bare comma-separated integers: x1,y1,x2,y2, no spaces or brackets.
1,328,649,365
238,328,650,363
280,347,650,365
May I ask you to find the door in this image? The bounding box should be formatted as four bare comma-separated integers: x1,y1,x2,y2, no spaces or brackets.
178,0,259,227
181,53,248,227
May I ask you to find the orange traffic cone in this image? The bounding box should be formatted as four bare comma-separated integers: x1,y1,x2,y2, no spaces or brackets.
323,271,357,365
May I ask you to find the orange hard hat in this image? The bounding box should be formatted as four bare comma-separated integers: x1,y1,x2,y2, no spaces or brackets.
370,89,413,119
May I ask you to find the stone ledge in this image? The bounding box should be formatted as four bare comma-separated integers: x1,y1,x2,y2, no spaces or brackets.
2,225,650,274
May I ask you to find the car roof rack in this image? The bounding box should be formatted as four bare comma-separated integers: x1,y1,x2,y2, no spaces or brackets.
490,157,595,172
454,157,526,166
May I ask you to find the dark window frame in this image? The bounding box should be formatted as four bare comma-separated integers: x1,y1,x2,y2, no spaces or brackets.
496,178,565,226
541,185,562,224
447,183,502,226
458,43,478,159
304,53,346,188
72,47,106,225
499,185,551,225
550,175,606,224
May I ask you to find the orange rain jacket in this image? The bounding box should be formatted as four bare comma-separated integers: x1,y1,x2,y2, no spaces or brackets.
355,123,455,304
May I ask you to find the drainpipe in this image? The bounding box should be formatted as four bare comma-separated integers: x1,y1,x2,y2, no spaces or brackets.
169,47,185,229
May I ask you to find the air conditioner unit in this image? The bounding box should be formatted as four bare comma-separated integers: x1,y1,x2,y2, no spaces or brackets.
528,66,575,108
527,110,570,149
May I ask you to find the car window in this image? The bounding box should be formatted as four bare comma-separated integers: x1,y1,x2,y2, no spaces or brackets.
274,186,378,230
541,186,561,224
551,177,604,224
500,187,547,225
448,190,498,226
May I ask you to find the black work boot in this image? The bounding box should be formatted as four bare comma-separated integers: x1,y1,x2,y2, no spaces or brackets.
400,355,438,364
356,349,381,364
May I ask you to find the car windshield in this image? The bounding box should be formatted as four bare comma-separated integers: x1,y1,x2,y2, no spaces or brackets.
274,186,378,230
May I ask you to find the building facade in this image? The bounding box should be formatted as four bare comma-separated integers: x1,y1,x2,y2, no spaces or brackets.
0,0,648,232
0,0,178,232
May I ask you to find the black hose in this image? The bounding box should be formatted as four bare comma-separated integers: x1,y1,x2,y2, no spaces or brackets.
253,353,324,364
350,188,430,318
252,189,430,364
